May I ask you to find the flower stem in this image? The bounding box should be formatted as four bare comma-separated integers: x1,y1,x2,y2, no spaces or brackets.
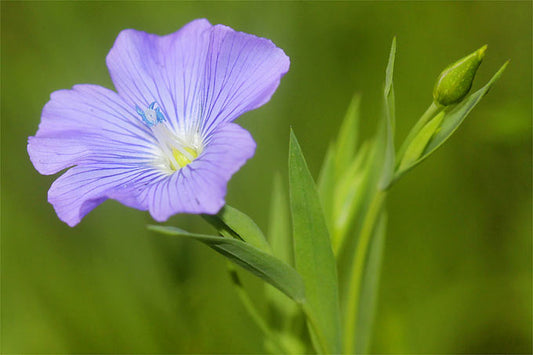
226,263,288,354
396,101,441,166
342,189,387,355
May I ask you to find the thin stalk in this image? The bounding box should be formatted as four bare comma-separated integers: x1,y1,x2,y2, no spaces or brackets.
342,189,387,355
227,263,287,354
396,101,441,165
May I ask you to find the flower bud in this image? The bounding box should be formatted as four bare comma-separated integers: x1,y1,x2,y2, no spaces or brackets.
433,45,487,106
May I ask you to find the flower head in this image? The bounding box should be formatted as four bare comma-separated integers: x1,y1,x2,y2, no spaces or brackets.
27,19,290,226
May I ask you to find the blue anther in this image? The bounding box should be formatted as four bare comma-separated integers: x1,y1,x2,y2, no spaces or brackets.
155,107,166,123
134,102,167,128
135,105,155,128
148,102,166,123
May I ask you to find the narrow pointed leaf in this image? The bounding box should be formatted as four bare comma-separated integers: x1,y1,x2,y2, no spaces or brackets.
336,135,386,277
149,225,305,302
335,94,361,178
289,130,341,354
203,205,271,253
340,130,388,354
379,37,397,189
265,174,299,331
332,142,370,252
317,143,336,228
268,174,292,265
385,38,396,97
398,111,445,172
395,102,441,166
355,211,387,354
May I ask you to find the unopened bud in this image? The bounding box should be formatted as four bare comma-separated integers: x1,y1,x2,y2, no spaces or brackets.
433,45,487,106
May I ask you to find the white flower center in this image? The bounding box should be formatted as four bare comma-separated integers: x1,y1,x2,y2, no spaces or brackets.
136,102,202,171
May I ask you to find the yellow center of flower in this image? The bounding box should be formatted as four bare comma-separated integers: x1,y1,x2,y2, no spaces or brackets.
172,147,199,170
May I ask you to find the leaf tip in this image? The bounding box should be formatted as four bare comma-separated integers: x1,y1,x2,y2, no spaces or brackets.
502,59,510,70
289,128,300,149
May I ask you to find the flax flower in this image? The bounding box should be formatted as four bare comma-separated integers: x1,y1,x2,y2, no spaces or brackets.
28,19,290,226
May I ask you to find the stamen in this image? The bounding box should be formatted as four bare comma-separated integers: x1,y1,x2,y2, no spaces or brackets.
136,102,202,171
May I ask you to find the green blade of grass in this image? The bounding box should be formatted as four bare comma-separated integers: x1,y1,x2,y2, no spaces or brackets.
289,130,341,354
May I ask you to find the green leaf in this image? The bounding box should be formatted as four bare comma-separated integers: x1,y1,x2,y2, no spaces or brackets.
317,143,336,228
355,211,387,354
203,205,271,253
336,138,384,316
335,94,361,179
379,37,397,189
265,174,300,332
149,225,305,303
335,134,387,272
319,94,362,235
289,130,341,354
332,142,370,252
341,190,386,355
397,111,445,172
393,61,508,183
268,174,292,265
395,102,441,167
385,38,396,98
339,132,389,354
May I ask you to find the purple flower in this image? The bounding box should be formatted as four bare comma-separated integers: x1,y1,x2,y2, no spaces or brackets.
27,19,290,226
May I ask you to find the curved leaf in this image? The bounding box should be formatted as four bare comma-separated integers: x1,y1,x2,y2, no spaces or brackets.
203,205,271,253
149,225,305,303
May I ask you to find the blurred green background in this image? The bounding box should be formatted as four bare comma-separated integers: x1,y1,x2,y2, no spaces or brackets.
2,1,531,353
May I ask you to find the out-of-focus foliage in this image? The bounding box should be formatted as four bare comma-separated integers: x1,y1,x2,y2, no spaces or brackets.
2,2,531,353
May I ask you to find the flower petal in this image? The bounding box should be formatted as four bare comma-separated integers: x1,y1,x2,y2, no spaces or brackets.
106,19,289,136
136,123,256,222
48,164,162,227
28,84,156,175
105,19,211,133
199,24,290,135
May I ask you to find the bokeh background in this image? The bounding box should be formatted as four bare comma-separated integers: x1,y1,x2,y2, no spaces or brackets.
2,1,531,353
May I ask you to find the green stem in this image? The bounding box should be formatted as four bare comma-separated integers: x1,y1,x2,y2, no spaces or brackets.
396,101,441,165
227,263,287,354
342,189,387,355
